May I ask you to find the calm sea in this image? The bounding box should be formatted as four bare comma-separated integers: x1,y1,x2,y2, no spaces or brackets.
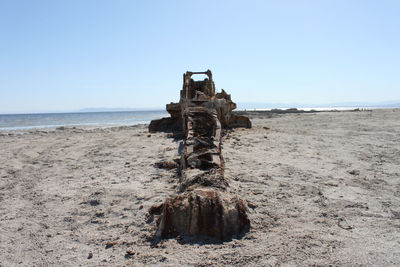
0,111,168,131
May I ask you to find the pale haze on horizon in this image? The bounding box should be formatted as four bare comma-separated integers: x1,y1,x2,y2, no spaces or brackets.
0,0,399,114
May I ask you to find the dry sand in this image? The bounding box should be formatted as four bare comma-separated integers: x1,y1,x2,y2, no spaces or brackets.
0,109,399,266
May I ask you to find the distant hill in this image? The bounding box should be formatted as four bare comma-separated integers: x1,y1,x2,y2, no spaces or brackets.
79,102,400,112
79,107,164,112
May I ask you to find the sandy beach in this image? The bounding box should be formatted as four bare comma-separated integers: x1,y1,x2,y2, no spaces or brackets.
1,109,399,266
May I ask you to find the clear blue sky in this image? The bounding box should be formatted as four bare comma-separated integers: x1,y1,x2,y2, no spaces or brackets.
1,0,399,113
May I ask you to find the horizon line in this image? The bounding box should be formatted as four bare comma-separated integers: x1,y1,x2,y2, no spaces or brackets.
1,100,400,115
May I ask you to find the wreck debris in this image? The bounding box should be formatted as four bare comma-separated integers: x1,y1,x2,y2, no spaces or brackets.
149,70,251,240
154,161,179,170
149,70,251,133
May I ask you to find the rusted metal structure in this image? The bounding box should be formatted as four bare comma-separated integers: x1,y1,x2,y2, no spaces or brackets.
149,70,251,133
149,70,250,240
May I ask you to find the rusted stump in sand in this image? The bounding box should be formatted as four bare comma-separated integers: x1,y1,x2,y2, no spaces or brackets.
150,70,251,240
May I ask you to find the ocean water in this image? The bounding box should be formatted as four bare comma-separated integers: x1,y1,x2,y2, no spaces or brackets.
0,111,168,131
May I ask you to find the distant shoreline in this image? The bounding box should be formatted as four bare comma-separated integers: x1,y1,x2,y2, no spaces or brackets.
0,109,166,116
0,110,168,131
3,105,399,116
236,106,399,112
2,107,399,131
